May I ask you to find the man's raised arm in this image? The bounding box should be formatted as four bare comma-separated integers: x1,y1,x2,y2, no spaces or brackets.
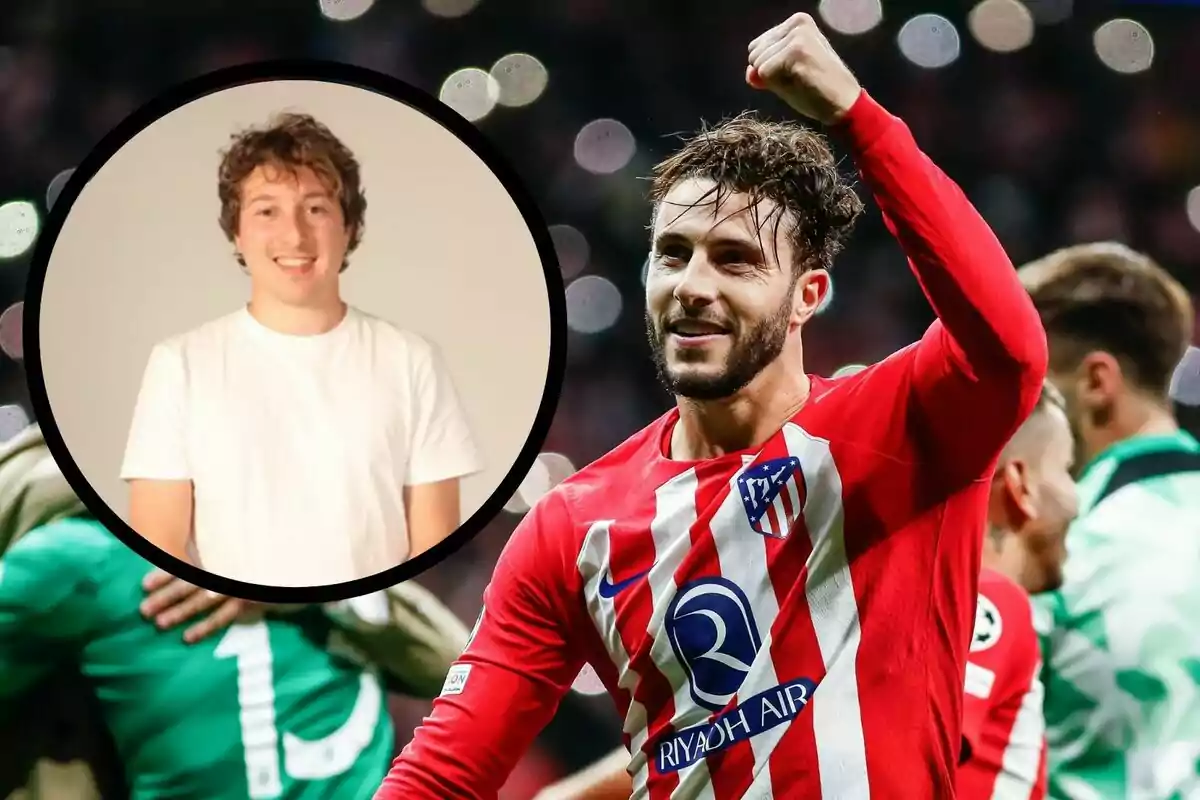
749,13,1046,477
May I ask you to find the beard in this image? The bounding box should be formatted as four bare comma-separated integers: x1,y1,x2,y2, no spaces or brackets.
1058,387,1090,479
1026,522,1069,594
646,293,793,401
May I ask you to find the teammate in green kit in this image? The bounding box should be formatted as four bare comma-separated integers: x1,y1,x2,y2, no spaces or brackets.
1018,242,1200,800
0,424,470,800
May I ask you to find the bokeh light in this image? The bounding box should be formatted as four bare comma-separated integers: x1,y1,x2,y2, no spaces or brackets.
0,302,22,361
490,53,549,108
422,0,481,18
1093,18,1154,74
536,452,578,488
1185,186,1200,235
516,451,579,508
318,0,376,22
0,201,39,259
503,490,530,515
550,224,590,280
566,275,623,334
831,363,869,379
898,14,962,70
46,168,75,211
516,455,552,507
573,119,637,175
969,0,1035,53
817,0,884,36
439,67,500,123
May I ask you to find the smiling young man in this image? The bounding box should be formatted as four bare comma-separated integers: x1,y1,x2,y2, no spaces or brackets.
121,112,483,587
376,13,1046,800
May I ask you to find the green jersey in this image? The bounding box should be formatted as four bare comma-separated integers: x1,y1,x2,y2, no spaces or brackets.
1034,432,1200,800
0,517,394,800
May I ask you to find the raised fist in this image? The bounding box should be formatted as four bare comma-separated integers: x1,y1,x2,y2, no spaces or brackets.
747,13,863,125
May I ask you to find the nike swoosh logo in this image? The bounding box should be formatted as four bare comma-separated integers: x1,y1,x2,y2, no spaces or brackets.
598,568,650,599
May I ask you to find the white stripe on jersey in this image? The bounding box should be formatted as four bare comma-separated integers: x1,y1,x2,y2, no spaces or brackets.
578,470,707,799
693,454,783,798
782,424,870,799
578,519,649,792
645,470,707,800
990,662,1045,800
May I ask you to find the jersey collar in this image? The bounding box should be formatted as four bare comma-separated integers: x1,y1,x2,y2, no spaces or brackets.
1076,430,1198,482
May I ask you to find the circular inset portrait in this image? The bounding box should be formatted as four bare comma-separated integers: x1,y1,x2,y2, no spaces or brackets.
25,60,566,602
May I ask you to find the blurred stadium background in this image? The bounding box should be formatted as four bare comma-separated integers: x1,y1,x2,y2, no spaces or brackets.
2,0,1198,796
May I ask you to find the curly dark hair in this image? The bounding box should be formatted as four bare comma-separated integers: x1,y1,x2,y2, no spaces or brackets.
217,111,367,273
647,112,864,274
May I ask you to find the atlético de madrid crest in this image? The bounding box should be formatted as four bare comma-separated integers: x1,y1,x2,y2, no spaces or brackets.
736,456,804,539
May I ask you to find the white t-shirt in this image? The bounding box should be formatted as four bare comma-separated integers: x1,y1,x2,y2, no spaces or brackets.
120,306,483,587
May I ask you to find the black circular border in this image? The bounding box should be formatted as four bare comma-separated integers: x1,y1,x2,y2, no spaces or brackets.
23,59,567,604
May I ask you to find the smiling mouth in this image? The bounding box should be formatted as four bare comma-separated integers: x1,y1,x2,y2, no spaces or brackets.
274,257,316,270
666,321,730,339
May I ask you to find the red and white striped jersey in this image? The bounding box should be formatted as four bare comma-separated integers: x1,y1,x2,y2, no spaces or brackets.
376,91,1048,800
957,568,1048,800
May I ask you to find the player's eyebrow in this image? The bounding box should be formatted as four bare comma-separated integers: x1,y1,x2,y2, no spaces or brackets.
652,231,764,260
651,232,687,252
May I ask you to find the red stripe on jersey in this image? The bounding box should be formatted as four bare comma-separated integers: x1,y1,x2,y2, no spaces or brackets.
683,459,755,799
764,503,783,540
603,497,666,783
615,510,683,800
722,433,828,796
762,555,829,797
628,459,739,798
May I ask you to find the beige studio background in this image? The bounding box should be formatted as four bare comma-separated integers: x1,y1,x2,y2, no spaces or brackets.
38,78,552,526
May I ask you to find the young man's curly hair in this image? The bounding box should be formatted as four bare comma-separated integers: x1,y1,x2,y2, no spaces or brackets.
217,112,367,273
648,112,864,275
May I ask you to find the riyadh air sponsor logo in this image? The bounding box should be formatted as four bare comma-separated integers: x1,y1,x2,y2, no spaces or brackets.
654,678,818,774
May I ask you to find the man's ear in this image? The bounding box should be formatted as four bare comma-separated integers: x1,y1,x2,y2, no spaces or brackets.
792,268,830,328
993,457,1036,531
1076,351,1123,412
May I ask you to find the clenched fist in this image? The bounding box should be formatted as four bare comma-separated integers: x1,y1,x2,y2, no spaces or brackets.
747,13,863,125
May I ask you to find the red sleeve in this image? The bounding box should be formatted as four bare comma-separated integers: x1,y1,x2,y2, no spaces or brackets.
375,490,587,799
835,92,1048,479
961,574,1040,762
